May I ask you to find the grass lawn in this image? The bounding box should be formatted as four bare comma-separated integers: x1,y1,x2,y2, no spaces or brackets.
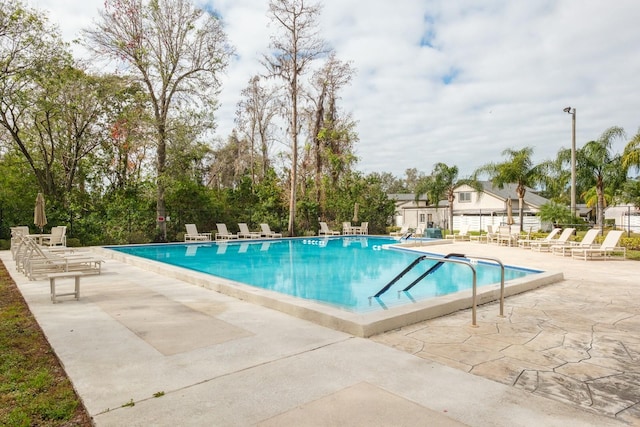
0,261,92,426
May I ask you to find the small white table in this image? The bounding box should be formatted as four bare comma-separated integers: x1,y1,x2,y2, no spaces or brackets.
48,272,84,303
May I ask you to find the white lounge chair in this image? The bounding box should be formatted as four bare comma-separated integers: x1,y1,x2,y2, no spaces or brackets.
390,225,409,237
260,223,283,238
550,229,600,256
531,228,575,252
18,235,103,280
571,230,626,260
185,224,212,241
237,223,261,239
445,224,470,241
215,223,238,240
517,228,561,248
319,222,340,236
10,226,30,258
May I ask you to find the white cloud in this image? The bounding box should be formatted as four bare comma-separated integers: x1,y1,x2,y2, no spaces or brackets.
29,0,640,178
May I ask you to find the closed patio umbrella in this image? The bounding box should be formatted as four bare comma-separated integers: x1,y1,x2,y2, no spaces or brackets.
353,202,359,223
34,192,47,233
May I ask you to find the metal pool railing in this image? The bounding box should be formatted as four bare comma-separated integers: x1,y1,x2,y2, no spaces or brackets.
369,253,505,327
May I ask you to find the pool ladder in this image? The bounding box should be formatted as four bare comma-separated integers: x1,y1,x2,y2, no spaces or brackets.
369,253,505,327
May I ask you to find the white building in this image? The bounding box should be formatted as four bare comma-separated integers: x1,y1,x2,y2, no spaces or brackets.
605,204,640,233
390,181,553,233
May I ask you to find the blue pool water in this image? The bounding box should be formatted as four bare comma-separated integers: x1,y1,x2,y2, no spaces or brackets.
108,237,538,313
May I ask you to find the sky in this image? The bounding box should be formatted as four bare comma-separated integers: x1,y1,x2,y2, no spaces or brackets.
29,0,640,178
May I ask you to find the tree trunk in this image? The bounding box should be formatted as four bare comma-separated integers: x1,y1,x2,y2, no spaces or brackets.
597,181,605,234
287,81,298,237
156,130,167,242
314,85,326,209
517,185,526,232
448,194,454,233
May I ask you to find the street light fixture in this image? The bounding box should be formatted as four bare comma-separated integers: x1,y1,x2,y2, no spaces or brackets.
564,107,576,220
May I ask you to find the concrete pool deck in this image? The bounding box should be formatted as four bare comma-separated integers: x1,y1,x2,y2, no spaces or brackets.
0,240,637,426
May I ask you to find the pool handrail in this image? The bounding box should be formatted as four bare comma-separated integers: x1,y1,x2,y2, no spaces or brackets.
372,253,465,298
401,253,467,293
370,253,506,327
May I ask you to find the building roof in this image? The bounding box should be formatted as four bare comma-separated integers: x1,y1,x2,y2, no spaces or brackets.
472,181,549,208
389,181,551,210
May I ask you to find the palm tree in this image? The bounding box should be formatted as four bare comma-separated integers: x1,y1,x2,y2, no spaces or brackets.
415,163,481,234
476,147,541,232
536,156,570,204
581,186,615,224
576,126,626,232
620,178,640,209
622,128,640,172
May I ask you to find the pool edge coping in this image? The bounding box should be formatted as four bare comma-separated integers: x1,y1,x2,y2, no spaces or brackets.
94,243,564,338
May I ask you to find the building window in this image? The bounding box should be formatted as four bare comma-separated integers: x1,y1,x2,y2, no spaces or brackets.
419,213,426,223
459,192,472,203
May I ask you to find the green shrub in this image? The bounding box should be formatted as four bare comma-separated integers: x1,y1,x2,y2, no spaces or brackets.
65,238,81,247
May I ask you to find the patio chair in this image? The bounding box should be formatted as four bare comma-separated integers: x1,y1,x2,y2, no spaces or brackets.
356,222,369,235
184,224,212,241
496,225,519,246
237,223,261,239
215,223,238,240
41,226,67,247
319,222,340,236
488,225,501,244
531,228,575,252
517,227,561,248
550,229,600,256
342,222,353,235
260,223,283,238
571,230,626,261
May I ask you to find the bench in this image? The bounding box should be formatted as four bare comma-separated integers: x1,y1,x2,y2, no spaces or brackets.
48,272,84,303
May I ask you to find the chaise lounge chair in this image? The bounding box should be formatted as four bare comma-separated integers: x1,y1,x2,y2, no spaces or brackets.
531,228,575,252
445,224,470,241
550,228,600,256
237,223,261,239
571,230,626,261
185,224,212,241
16,235,103,280
215,223,238,240
260,223,283,238
319,222,340,236
390,225,409,237
517,227,561,248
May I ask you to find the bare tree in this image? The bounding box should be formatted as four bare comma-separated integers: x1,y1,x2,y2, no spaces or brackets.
309,53,355,208
84,0,234,241
262,0,328,236
235,75,280,184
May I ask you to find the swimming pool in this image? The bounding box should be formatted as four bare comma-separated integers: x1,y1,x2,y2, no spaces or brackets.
108,237,538,313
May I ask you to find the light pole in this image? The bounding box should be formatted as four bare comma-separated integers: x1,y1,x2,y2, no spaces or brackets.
563,107,576,220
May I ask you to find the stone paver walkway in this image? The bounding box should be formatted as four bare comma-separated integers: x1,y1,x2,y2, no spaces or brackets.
371,241,640,425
